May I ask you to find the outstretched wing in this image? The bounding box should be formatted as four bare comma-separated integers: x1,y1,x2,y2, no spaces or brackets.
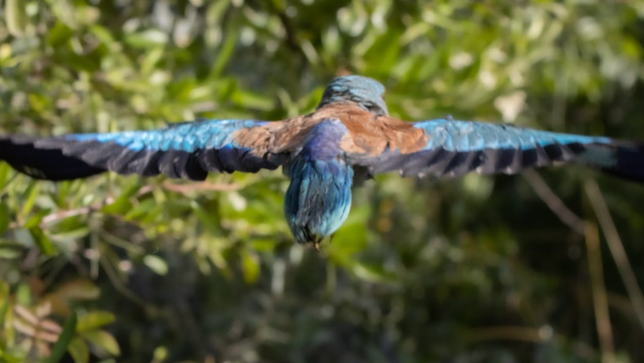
348,117,644,182
0,119,287,181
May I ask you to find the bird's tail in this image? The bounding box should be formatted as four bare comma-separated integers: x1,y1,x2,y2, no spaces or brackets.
0,136,105,181
577,141,644,183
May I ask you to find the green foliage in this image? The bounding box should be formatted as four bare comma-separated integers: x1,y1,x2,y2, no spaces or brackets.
1,0,644,362
46,312,76,363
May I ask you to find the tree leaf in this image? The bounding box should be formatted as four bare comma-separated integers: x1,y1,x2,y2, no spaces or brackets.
46,22,74,47
83,330,120,356
67,337,89,363
28,227,56,255
124,29,169,49
0,204,9,234
24,208,52,229
19,181,40,218
76,311,116,333
0,245,22,259
5,0,28,37
143,255,168,276
45,312,77,363
241,250,260,284
124,199,157,221
210,24,238,77
101,179,142,215
0,281,9,328
44,279,100,315
350,261,398,284
0,163,11,189
0,353,23,363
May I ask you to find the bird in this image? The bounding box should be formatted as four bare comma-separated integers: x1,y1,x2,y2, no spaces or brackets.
1,75,643,249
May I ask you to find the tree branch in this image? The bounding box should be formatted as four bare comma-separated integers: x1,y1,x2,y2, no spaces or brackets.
585,180,644,333
522,169,586,235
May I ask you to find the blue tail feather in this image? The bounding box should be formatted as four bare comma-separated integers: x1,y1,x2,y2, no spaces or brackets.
285,158,353,245
283,118,353,246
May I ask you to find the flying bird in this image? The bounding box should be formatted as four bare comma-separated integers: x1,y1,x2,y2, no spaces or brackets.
1,75,643,248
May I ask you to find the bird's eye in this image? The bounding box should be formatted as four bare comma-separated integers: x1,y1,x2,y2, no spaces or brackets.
365,103,383,115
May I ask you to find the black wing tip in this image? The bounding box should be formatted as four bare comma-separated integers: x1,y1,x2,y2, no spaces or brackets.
599,143,644,183
0,136,106,181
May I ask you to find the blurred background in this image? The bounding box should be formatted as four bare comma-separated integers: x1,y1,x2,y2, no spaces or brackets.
1,0,644,362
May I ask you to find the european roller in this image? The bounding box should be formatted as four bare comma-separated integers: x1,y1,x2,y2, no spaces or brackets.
1,76,643,248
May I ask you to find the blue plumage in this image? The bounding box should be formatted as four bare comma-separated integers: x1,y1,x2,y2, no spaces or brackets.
317,75,389,116
284,119,353,246
413,119,612,151
1,75,643,247
354,117,627,178
66,119,265,152
28,119,283,179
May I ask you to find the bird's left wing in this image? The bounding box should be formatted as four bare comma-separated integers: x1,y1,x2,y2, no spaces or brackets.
0,119,287,181
347,117,644,182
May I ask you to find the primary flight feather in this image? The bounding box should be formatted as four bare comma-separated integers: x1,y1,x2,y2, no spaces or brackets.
1,75,643,247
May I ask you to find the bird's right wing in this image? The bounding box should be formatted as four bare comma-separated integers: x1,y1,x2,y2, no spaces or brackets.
0,119,288,181
347,117,644,182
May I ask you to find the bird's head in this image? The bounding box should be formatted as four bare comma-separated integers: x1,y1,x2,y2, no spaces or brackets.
317,75,389,116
